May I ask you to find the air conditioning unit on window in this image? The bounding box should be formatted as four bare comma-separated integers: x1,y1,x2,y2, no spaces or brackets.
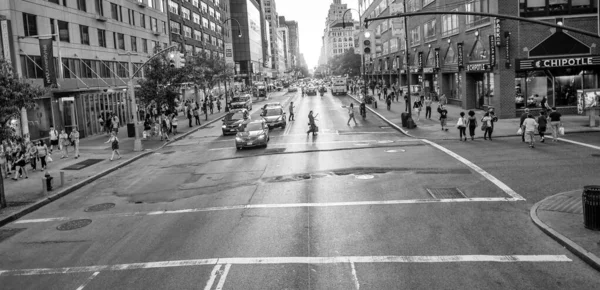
96,15,107,22
154,31,162,36
137,0,147,8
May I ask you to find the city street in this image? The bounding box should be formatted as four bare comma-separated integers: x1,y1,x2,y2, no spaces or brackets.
0,89,599,289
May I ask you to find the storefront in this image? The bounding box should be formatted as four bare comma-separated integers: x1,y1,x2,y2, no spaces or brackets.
441,43,460,104
465,63,494,109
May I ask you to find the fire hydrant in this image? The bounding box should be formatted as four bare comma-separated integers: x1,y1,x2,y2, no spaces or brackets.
45,171,54,191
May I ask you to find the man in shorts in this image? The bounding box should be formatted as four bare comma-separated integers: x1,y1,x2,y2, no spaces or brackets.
49,126,59,154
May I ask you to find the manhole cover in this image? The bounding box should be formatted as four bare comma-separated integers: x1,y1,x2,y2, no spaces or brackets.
377,140,394,144
0,228,26,243
426,188,467,199
62,159,104,171
57,219,92,231
355,174,375,180
84,203,115,212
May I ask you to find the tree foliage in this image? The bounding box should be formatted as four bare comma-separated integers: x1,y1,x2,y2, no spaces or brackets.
329,50,361,77
135,50,186,113
0,59,47,141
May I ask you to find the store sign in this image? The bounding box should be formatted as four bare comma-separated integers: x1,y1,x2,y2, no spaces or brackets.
423,67,435,73
494,18,501,47
505,31,511,69
224,43,234,65
516,55,600,70
434,48,440,69
1,19,11,62
489,35,496,68
457,42,464,68
418,52,423,69
466,63,491,71
38,38,57,87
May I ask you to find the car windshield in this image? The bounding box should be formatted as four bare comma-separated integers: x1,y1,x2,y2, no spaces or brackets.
231,97,248,102
265,109,282,116
240,123,263,131
225,112,244,121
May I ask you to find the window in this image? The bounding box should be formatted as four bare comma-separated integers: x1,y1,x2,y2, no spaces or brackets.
203,33,210,44
117,33,125,50
141,39,147,53
181,7,190,20
442,10,459,37
183,26,192,38
390,38,398,53
424,19,436,41
469,40,488,61
22,13,37,37
211,36,216,46
131,36,137,52
168,0,179,14
201,2,208,13
80,59,92,78
193,13,200,24
423,0,435,7
209,7,215,17
170,20,181,34
444,46,456,64
194,30,202,40
19,55,44,79
162,21,167,33
58,20,70,42
407,0,422,12
185,45,193,53
128,9,135,26
520,0,595,17
98,29,106,47
50,19,56,41
151,18,158,32
410,27,421,46
215,11,221,21
210,21,215,31
202,17,208,28
111,3,120,21
79,25,90,45
95,0,104,16
216,25,222,35
193,0,199,7
465,0,490,28
140,14,146,28
77,0,87,11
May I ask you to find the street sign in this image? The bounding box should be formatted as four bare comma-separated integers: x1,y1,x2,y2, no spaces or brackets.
225,43,234,65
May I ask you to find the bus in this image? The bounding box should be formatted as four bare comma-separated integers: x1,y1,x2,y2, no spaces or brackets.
331,77,347,96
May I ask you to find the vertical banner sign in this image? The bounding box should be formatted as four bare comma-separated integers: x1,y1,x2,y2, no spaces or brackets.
434,48,440,69
1,20,11,62
457,42,464,68
390,3,404,37
504,31,511,69
418,52,423,69
495,18,501,47
224,43,234,65
489,35,496,68
38,38,57,87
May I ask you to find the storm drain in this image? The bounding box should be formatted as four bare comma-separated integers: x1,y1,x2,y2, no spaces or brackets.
84,203,115,212
0,228,26,243
426,188,467,199
62,159,104,171
57,219,92,231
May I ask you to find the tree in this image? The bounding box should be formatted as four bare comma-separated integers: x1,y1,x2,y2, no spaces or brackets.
0,58,47,208
182,52,234,99
329,50,361,77
135,49,186,114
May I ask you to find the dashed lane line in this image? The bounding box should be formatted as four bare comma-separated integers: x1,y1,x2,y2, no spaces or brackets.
74,271,100,290
0,255,571,277
15,197,522,224
215,264,231,290
350,262,360,290
203,264,222,290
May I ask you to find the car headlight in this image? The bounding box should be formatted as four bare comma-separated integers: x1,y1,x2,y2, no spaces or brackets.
258,134,266,140
277,116,282,121
235,137,243,142
222,125,227,129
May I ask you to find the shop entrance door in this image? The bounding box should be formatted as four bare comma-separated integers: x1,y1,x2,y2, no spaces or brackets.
475,78,485,109
60,97,78,134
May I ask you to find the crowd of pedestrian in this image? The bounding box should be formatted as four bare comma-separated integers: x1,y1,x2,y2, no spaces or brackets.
1,136,51,181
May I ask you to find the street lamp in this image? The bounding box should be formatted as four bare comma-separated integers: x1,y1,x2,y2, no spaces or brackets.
221,18,242,112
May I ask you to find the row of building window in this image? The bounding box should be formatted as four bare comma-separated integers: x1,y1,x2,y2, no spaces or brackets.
19,55,144,80
169,21,223,47
169,0,221,22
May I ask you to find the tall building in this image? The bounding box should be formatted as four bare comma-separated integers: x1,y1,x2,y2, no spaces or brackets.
0,0,170,141
230,0,263,86
281,17,299,69
359,0,599,118
166,0,232,59
263,0,280,77
277,25,290,71
276,30,286,75
318,0,357,70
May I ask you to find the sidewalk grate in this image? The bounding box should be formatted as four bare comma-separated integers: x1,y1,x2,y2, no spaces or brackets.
0,228,26,244
57,219,92,231
84,203,115,212
539,196,583,214
426,188,467,199
62,159,104,171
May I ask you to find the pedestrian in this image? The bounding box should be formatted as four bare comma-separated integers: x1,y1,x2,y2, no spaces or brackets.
466,110,478,140
424,96,432,119
203,101,208,121
217,99,221,112
171,113,179,134
289,101,295,121
386,94,392,110
210,99,214,114
112,114,120,134
105,131,122,161
69,127,80,159
456,112,467,141
439,105,448,131
383,86,388,99
59,129,69,158
98,116,105,134
548,107,562,142
377,87,382,100
49,126,59,154
143,117,151,139
439,93,448,106
161,113,171,141
522,114,538,148
11,148,28,180
537,110,548,143
36,141,48,170
519,108,529,142
26,141,37,171
105,114,112,134
187,106,193,127
481,113,494,140
347,103,357,126
397,88,402,102
413,99,423,121
307,111,318,136
193,108,201,125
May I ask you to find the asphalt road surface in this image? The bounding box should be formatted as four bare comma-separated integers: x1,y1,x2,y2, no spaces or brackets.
1,89,599,289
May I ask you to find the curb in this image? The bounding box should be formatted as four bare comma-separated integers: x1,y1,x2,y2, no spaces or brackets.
347,94,416,138
530,193,600,272
0,115,226,228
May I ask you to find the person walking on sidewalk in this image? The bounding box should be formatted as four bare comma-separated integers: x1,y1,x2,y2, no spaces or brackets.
193,107,201,125
49,126,59,154
11,147,28,180
187,106,193,127
289,102,295,121
160,113,171,141
466,110,478,140
481,113,495,140
383,86,388,100
112,114,120,134
217,99,221,112
27,141,38,171
59,129,69,159
36,141,48,171
456,112,467,141
347,103,358,126
171,113,179,134
209,99,214,114
105,131,122,161
69,127,80,159
519,108,529,142
439,94,448,106
413,99,423,121
203,101,208,121
548,107,562,142
98,116,105,134
438,105,448,131
522,114,538,148
537,110,548,143
307,111,318,136
424,97,432,119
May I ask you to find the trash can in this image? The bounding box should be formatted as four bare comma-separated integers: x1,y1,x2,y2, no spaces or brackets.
406,116,417,129
583,185,600,230
401,113,409,127
127,123,135,138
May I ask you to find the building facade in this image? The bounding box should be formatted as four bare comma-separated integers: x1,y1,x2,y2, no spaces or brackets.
230,0,263,86
319,0,357,67
281,17,300,69
263,0,281,77
276,25,290,71
359,0,599,118
1,0,170,141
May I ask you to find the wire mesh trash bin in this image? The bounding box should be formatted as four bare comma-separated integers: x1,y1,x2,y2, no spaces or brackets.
582,185,600,230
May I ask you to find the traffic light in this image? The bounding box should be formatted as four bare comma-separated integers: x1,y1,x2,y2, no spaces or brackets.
169,52,176,68
178,52,186,68
375,32,383,54
361,30,374,55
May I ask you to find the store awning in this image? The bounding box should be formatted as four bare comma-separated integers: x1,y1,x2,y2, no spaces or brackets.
529,30,590,57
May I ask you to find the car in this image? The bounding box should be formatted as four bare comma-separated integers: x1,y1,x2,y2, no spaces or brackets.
235,120,270,149
288,86,298,92
222,109,249,135
275,86,284,91
230,94,253,110
262,102,282,110
261,107,286,129
306,87,318,96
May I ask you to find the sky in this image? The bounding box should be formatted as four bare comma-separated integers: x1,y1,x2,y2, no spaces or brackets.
276,0,359,70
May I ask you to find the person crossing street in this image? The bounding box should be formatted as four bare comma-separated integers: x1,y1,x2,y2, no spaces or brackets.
289,102,295,121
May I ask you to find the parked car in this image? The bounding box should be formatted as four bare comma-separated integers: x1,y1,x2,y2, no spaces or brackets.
230,94,253,110
306,86,318,96
288,86,298,92
222,109,249,135
235,120,270,149
261,107,287,129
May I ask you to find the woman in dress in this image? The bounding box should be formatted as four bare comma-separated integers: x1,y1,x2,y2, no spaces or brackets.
12,147,28,180
105,131,121,161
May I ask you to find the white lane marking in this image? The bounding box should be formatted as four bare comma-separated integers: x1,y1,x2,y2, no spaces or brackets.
0,255,571,277
75,271,100,290
208,139,420,150
547,136,600,151
203,264,222,290
350,262,360,290
15,197,522,224
215,264,231,290
421,139,526,201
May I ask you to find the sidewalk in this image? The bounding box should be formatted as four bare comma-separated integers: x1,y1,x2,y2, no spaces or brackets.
0,110,227,227
531,190,600,271
348,92,600,140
